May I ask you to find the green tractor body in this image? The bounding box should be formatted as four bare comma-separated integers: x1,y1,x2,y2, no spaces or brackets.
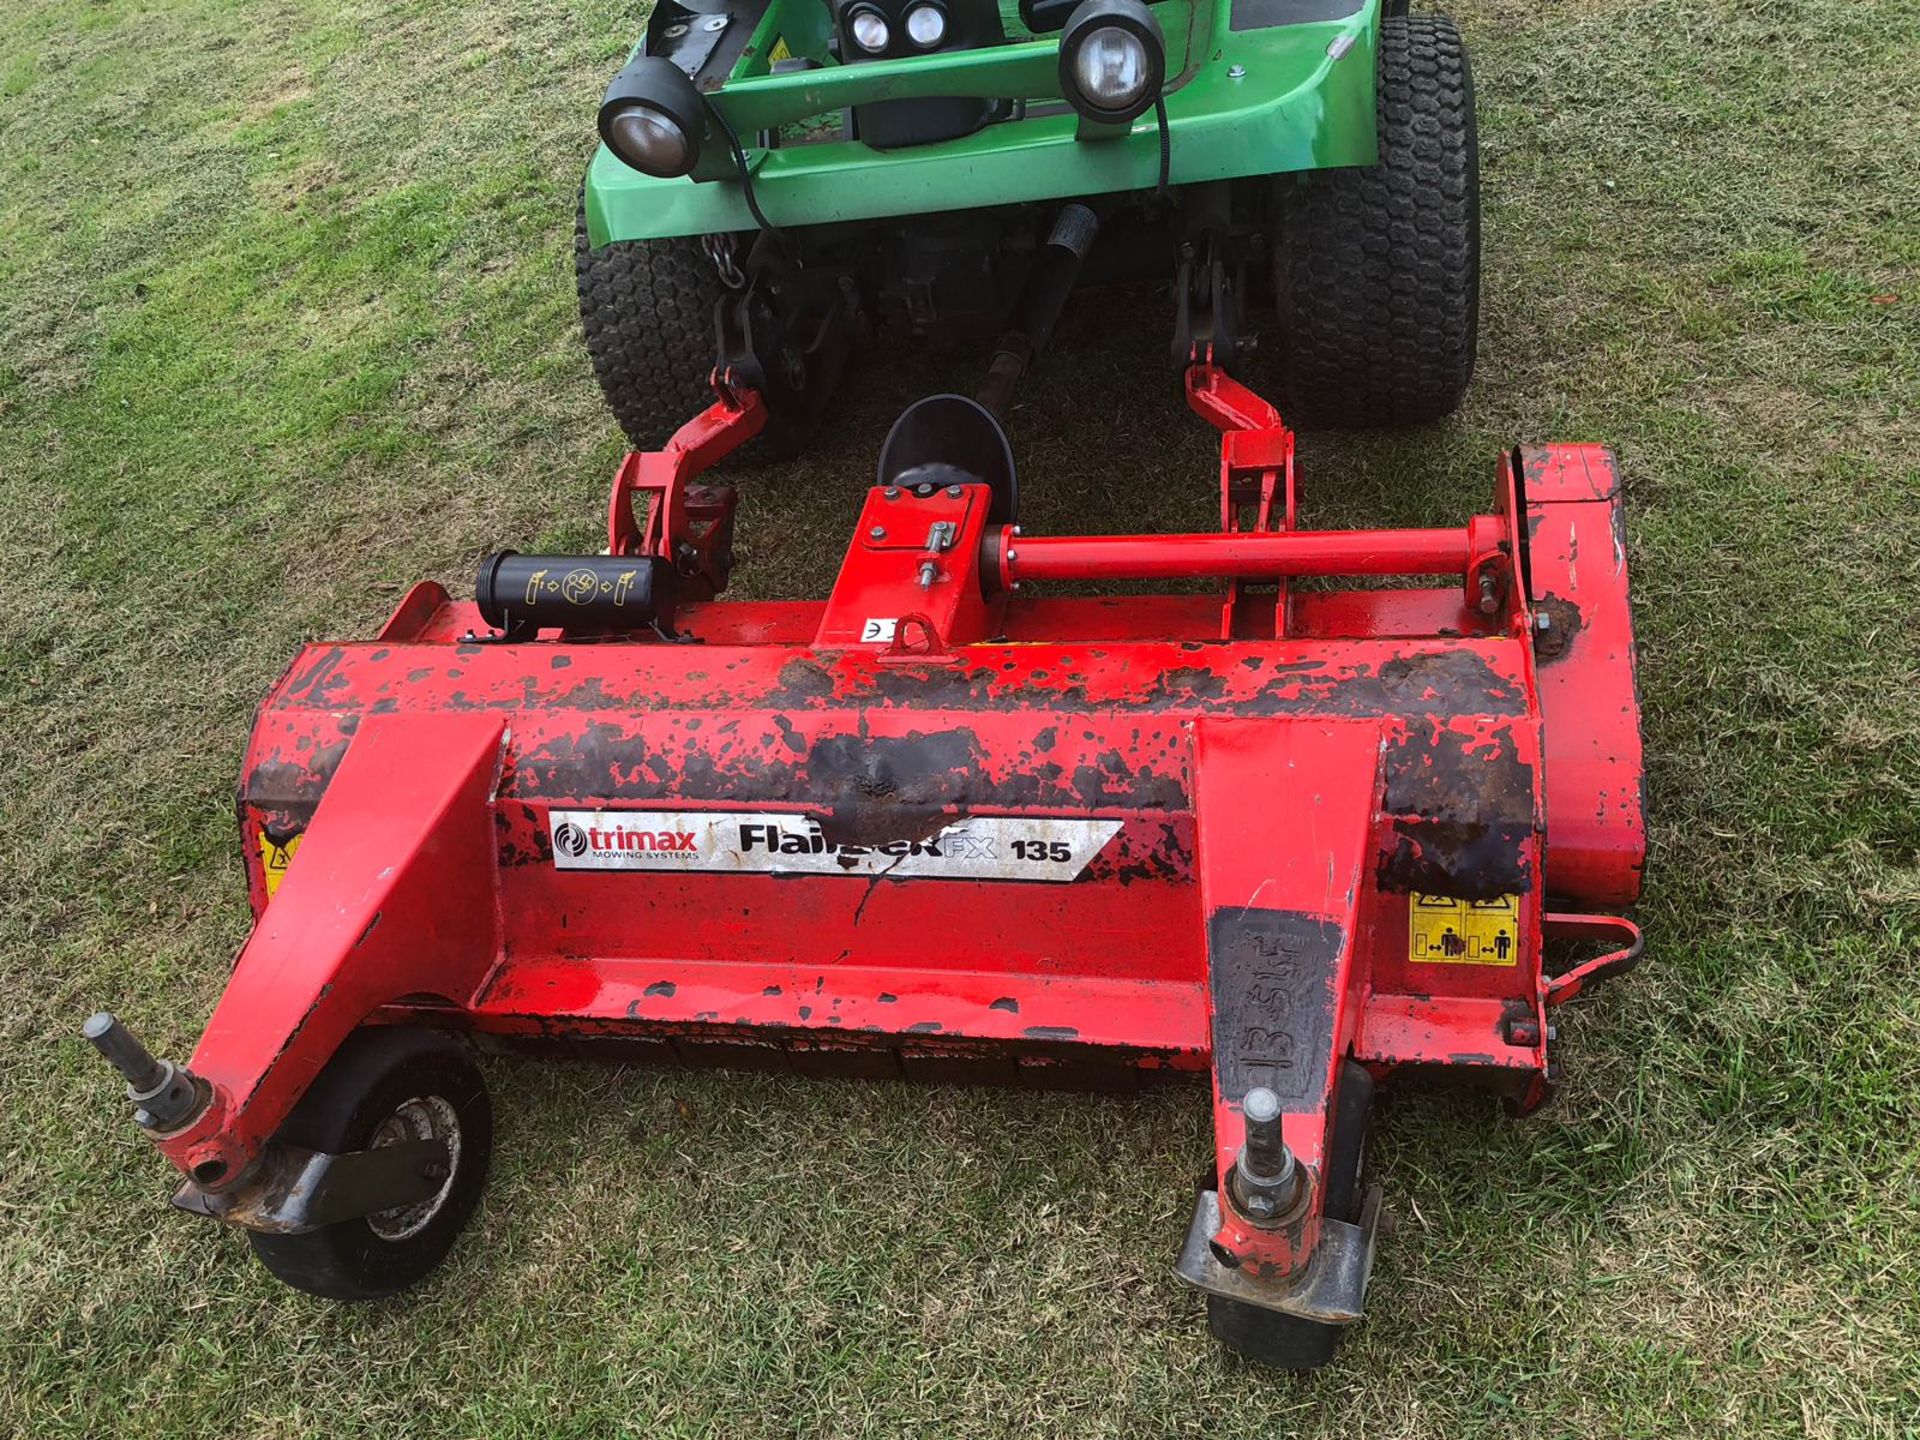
574,0,1478,446
583,0,1380,246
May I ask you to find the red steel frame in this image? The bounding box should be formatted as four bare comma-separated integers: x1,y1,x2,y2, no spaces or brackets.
145,366,1645,1314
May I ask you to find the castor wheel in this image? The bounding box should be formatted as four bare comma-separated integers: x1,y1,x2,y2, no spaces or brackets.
1205,1063,1374,1370
247,1027,491,1301
1206,1295,1345,1370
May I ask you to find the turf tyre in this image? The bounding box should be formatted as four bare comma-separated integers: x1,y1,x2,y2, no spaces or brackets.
248,1028,491,1301
1271,14,1479,428
576,203,732,449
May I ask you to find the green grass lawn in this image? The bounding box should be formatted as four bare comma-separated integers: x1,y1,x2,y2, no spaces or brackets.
3,0,1917,1433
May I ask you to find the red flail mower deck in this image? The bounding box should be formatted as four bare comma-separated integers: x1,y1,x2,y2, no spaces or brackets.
89,366,1643,1367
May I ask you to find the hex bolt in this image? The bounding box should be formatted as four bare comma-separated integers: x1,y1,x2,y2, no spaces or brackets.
946,484,963,498
83,1012,204,1131
701,14,728,29
1227,63,1247,79
918,560,939,589
883,486,900,500
1535,611,1553,632
869,525,888,541
1239,1188,1280,1221
664,21,689,36
1477,572,1500,614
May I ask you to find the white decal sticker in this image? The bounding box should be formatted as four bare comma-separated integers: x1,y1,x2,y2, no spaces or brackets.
549,810,1122,882
860,617,898,644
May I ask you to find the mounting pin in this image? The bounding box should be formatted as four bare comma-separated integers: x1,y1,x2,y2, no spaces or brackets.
83,1012,205,1131
1230,1086,1306,1227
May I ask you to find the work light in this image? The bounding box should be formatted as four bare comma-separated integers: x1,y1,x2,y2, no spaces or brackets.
1058,0,1164,125
904,3,949,47
848,5,893,53
598,56,708,178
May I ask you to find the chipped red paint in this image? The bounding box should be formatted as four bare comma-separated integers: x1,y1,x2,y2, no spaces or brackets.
166,368,1645,1301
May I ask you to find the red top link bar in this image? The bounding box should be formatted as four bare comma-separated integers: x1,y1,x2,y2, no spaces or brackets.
995,526,1479,583
982,365,1512,608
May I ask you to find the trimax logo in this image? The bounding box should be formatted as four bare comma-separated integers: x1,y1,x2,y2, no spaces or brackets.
738,821,942,858
559,820,698,856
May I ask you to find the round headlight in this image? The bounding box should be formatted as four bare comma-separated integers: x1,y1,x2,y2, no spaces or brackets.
848,7,892,53
606,105,692,178
904,3,948,47
597,57,707,179
1073,28,1149,111
1057,0,1165,125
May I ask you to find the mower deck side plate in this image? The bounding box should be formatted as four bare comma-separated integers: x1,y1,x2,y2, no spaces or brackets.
470,955,1208,1057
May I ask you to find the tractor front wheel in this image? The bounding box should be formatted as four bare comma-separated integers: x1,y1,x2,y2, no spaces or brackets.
576,207,735,450
247,1027,492,1301
1270,14,1480,428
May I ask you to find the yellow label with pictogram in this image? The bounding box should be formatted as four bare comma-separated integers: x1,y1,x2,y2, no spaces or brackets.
768,38,792,62
260,833,303,899
1409,893,1520,965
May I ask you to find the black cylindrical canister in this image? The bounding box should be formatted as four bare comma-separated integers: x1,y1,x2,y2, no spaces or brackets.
475,552,673,639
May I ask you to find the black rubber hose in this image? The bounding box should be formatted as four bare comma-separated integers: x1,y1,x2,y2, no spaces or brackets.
976,203,1100,416
706,101,793,262
1155,95,1170,198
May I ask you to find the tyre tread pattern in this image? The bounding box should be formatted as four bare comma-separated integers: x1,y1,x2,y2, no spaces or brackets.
1273,13,1479,427
575,204,727,449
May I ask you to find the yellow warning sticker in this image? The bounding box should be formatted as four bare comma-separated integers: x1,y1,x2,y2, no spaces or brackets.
260,833,303,899
768,37,792,63
1409,893,1520,966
